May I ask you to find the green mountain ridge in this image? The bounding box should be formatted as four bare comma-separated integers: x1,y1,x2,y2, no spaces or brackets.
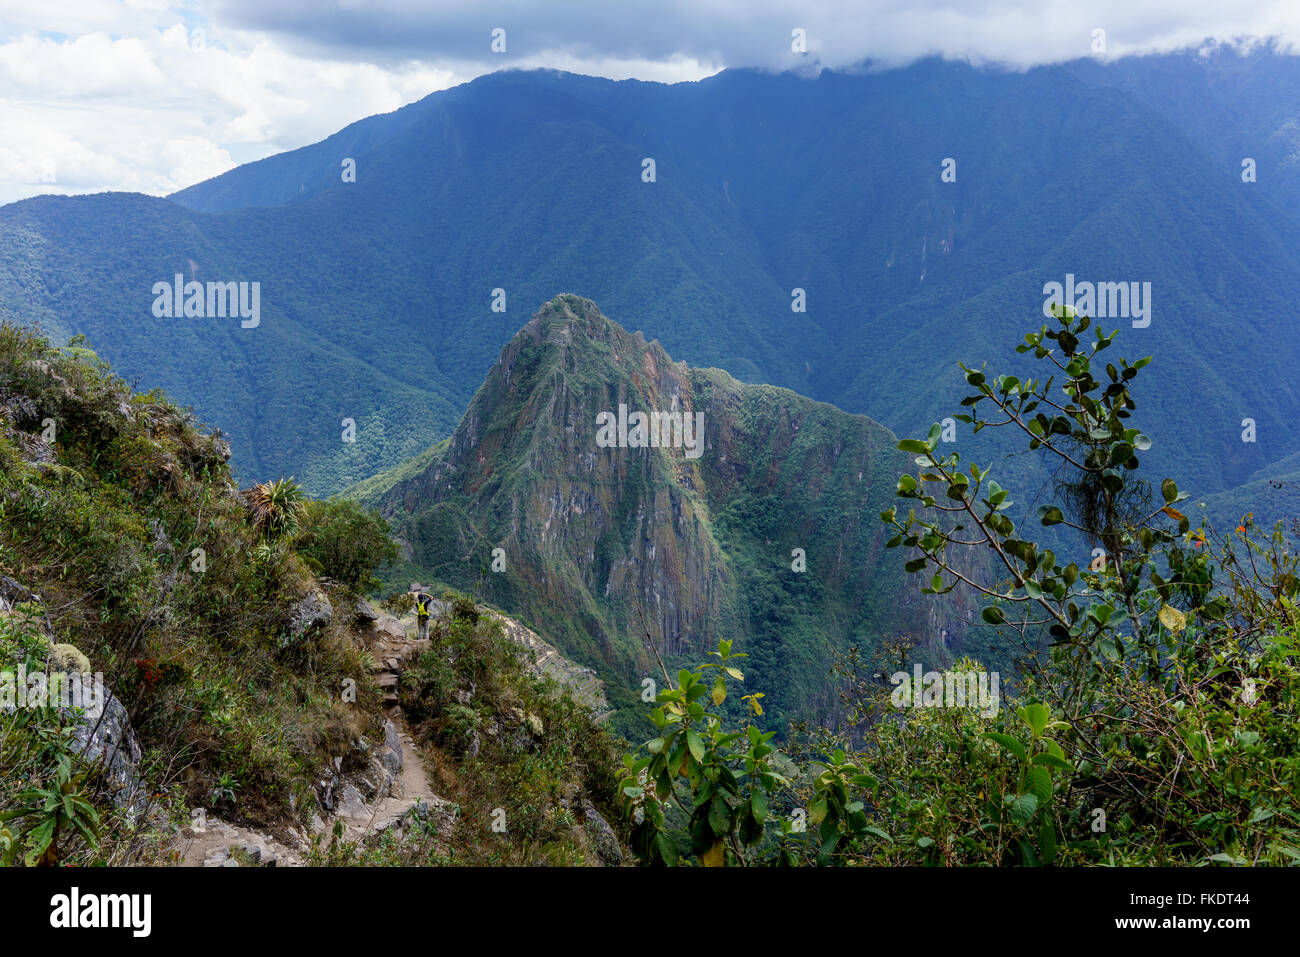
4,51,1300,513
357,295,990,735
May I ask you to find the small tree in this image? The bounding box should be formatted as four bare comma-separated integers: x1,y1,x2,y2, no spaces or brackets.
878,306,1300,865
882,306,1197,678
295,498,397,592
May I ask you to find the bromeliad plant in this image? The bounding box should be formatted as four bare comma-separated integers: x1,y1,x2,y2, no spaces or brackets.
245,476,306,542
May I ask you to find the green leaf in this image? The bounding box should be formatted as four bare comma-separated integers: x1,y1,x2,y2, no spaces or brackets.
817,828,841,864
685,729,706,763
708,796,730,837
1030,752,1074,772
862,825,892,843
1161,478,1178,504
1019,702,1049,737
23,819,54,865
654,830,679,865
1207,852,1249,865
1006,793,1039,826
981,605,1005,625
1025,765,1052,807
1039,821,1057,865
985,732,1026,763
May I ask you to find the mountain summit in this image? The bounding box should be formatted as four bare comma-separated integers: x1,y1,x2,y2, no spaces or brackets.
357,295,983,732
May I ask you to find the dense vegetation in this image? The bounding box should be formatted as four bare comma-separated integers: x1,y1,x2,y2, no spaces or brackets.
0,324,630,867
619,310,1299,866
0,324,394,863
314,594,628,866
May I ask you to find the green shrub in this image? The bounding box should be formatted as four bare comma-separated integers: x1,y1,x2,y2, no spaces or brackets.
295,498,396,593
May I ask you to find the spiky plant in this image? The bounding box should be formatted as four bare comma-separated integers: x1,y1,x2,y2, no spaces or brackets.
245,476,306,541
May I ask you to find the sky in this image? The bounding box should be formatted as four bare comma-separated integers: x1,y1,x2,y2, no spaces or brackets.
1,0,1298,205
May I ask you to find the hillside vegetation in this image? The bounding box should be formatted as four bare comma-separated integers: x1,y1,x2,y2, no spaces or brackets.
0,323,626,866
615,310,1300,867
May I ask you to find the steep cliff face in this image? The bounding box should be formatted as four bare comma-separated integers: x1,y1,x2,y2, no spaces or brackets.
365,295,966,729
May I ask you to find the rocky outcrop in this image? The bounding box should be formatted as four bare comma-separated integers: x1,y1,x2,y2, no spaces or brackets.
582,798,623,866
282,586,333,646
0,585,149,816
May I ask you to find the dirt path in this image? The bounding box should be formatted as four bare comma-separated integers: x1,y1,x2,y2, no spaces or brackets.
179,816,306,867
336,705,447,844
178,611,444,865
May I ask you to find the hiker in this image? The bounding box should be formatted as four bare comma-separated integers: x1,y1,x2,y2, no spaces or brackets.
411,584,434,640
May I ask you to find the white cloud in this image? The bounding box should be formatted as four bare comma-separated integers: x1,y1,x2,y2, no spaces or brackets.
0,7,463,204
2,0,1300,205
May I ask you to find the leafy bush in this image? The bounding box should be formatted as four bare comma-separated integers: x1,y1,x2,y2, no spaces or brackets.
295,498,397,592
393,594,628,865
620,307,1300,866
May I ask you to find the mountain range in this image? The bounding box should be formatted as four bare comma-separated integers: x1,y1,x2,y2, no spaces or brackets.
3,45,1299,528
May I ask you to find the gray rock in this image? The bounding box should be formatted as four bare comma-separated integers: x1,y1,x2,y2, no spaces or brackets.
319,773,339,811
65,679,147,814
582,799,623,866
381,720,403,776
356,755,393,802
336,784,369,820
10,430,56,466
0,574,39,607
282,588,333,646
